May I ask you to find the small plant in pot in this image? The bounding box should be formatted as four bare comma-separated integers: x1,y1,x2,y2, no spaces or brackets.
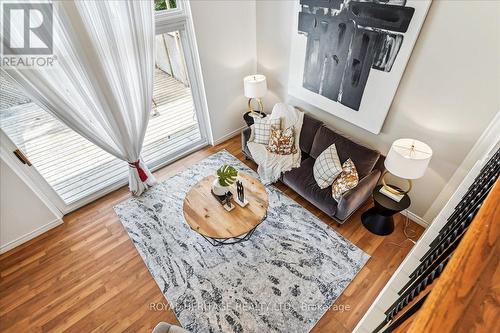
212,165,238,196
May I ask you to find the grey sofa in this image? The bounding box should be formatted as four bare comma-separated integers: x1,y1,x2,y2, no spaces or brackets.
241,114,384,224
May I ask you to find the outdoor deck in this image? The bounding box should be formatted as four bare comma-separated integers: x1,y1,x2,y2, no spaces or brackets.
0,69,202,204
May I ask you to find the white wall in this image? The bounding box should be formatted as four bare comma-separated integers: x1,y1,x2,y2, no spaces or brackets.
0,158,62,253
189,0,257,143
424,110,500,222
255,0,500,222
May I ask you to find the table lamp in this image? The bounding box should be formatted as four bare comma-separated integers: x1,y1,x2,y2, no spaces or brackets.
243,74,267,118
381,138,433,201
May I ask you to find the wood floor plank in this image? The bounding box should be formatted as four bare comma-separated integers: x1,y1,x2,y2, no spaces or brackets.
0,135,424,332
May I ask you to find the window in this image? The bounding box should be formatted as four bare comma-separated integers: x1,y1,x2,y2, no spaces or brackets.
0,2,210,213
155,0,177,11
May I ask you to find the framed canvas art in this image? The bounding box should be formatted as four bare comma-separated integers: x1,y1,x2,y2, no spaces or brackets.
288,0,432,134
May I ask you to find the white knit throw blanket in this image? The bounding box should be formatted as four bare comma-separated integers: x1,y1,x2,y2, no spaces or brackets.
248,103,304,185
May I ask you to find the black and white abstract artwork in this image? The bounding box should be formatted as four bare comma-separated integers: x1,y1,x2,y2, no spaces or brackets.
288,0,431,134
114,151,369,333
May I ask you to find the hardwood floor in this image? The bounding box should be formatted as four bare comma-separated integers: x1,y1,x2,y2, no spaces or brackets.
0,135,424,333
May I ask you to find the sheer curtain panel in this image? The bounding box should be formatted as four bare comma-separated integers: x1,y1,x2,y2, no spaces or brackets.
4,0,157,195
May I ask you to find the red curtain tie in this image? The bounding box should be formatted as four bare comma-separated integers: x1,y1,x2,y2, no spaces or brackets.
128,160,148,182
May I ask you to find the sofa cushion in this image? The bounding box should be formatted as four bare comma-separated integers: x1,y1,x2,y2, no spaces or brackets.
299,114,323,154
309,126,380,179
281,157,337,216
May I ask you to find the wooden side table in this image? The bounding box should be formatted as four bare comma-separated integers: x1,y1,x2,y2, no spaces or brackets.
183,173,269,246
362,185,411,235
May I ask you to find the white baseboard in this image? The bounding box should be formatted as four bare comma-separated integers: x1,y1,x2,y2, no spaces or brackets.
213,126,247,146
401,209,429,228
0,218,64,254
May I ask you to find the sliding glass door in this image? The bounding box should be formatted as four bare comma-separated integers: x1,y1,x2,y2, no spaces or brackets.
0,1,210,213
145,30,205,171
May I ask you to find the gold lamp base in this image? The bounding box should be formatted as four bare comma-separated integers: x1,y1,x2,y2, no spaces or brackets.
247,98,264,118
381,171,412,195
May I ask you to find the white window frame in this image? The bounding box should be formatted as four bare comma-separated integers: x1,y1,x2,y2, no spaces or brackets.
63,0,214,212
154,0,213,147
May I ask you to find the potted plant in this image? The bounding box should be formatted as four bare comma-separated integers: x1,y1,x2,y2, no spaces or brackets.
212,165,238,196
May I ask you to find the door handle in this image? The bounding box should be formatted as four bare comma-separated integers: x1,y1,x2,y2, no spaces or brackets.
13,148,32,166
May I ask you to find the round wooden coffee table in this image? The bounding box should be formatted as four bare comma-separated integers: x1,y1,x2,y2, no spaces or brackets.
183,172,269,246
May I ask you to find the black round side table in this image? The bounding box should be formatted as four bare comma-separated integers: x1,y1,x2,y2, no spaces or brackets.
362,185,411,236
243,111,266,127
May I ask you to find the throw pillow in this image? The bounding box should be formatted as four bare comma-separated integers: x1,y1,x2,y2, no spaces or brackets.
253,117,281,145
313,143,342,189
332,158,359,201
267,126,296,155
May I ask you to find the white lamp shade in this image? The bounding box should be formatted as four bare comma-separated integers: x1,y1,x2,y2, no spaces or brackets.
244,74,267,98
384,138,433,180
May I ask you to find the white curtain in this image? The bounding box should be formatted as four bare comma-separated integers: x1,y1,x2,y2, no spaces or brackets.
4,0,157,195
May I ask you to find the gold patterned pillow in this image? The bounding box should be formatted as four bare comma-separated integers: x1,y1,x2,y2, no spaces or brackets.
267,126,296,155
332,159,359,201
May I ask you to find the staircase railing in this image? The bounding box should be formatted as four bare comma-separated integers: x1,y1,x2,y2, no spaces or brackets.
373,147,499,332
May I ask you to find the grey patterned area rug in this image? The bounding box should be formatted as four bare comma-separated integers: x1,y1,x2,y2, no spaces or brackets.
114,150,369,333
